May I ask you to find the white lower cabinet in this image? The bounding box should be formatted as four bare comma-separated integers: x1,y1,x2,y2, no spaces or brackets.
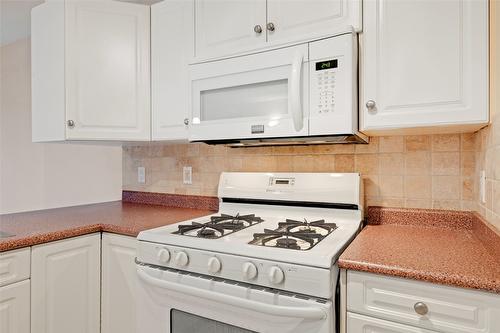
31,233,101,333
346,271,500,333
0,280,30,333
101,233,138,333
347,312,435,333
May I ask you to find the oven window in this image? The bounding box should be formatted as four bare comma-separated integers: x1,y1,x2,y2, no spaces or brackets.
200,79,288,121
171,309,256,333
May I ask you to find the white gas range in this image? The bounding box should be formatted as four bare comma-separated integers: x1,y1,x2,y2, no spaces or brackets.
136,172,363,333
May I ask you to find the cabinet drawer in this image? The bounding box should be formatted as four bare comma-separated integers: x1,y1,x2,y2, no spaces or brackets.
347,271,500,333
0,248,30,287
0,279,31,333
347,312,435,333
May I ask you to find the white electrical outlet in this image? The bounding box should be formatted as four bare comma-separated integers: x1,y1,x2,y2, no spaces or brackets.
183,166,192,185
137,166,146,184
479,170,486,204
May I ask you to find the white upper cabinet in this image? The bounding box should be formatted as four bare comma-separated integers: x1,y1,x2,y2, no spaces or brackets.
193,0,361,61
266,0,361,45
194,0,267,60
31,0,151,142
151,0,194,141
360,0,489,135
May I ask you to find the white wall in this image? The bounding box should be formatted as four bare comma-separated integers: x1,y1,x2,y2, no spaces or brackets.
0,38,122,214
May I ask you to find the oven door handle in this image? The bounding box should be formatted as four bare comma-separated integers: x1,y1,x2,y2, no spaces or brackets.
289,51,304,132
137,267,327,320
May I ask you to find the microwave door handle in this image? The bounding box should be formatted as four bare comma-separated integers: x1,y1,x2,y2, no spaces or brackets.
290,51,304,132
137,267,327,320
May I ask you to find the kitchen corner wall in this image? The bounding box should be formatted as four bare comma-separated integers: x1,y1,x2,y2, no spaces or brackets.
0,39,123,214
123,133,477,212
475,0,500,231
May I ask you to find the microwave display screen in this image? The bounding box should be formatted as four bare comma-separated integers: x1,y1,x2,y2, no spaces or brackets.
315,59,338,71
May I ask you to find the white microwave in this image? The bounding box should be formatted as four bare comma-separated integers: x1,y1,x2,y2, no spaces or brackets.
188,32,367,145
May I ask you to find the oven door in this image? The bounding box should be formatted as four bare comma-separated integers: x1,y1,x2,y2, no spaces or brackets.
189,44,309,142
137,265,333,333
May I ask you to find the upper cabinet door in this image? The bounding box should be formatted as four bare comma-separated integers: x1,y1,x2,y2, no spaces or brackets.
65,1,151,140
151,0,194,141
194,0,267,60
266,0,361,45
360,0,488,135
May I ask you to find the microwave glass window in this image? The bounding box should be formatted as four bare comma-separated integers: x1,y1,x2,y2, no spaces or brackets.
315,59,338,71
200,79,288,121
171,309,256,333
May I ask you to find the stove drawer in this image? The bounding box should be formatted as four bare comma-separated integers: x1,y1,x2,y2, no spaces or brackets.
0,248,30,287
347,271,500,333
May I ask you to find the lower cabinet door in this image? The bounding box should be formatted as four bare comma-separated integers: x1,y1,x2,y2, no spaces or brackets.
0,279,30,333
347,312,436,333
31,233,101,333
101,233,137,333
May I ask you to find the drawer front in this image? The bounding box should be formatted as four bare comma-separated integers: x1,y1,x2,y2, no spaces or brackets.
347,312,436,333
347,271,500,333
0,248,30,287
0,279,31,333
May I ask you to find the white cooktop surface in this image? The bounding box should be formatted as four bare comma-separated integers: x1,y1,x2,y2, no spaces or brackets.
138,202,362,269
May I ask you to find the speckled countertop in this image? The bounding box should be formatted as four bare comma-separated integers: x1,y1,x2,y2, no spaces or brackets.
0,200,215,252
338,207,500,294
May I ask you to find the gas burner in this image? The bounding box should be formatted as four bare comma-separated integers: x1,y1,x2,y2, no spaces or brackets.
249,218,337,250
278,219,337,236
173,213,264,239
174,222,226,239
209,213,264,227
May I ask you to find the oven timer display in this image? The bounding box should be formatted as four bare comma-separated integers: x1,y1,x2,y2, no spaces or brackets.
315,59,338,71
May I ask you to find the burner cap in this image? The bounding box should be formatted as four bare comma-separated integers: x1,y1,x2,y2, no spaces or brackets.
276,238,299,249
198,228,216,238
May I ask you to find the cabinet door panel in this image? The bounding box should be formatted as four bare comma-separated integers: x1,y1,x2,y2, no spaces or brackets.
347,312,435,333
151,0,193,140
267,0,361,44
101,234,137,333
361,0,488,134
0,280,30,333
31,234,100,333
195,0,267,60
65,1,150,140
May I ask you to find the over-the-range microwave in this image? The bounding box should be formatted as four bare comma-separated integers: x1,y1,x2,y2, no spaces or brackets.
188,32,367,146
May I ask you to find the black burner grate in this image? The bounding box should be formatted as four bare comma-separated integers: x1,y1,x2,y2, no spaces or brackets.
249,219,337,250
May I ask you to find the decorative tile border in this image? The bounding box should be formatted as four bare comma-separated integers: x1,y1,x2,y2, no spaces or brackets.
122,191,219,211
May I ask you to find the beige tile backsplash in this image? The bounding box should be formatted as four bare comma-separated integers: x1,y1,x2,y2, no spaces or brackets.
123,133,478,212
474,0,500,231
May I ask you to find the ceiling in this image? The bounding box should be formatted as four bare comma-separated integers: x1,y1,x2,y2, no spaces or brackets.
0,0,161,47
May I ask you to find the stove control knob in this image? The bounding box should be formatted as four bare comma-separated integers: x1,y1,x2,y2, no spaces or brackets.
207,257,222,274
268,266,285,284
242,262,258,280
174,251,189,267
157,248,171,263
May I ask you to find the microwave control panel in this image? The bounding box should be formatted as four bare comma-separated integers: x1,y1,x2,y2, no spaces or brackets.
313,58,339,114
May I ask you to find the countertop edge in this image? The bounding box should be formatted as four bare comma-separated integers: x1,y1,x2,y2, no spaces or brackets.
337,259,500,294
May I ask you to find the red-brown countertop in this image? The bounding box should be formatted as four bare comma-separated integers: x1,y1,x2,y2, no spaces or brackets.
338,207,500,294
0,201,215,252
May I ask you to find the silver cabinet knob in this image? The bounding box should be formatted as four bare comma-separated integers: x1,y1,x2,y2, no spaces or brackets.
365,100,377,112
67,120,75,128
254,25,262,34
414,302,429,315
183,118,189,125
266,22,275,32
